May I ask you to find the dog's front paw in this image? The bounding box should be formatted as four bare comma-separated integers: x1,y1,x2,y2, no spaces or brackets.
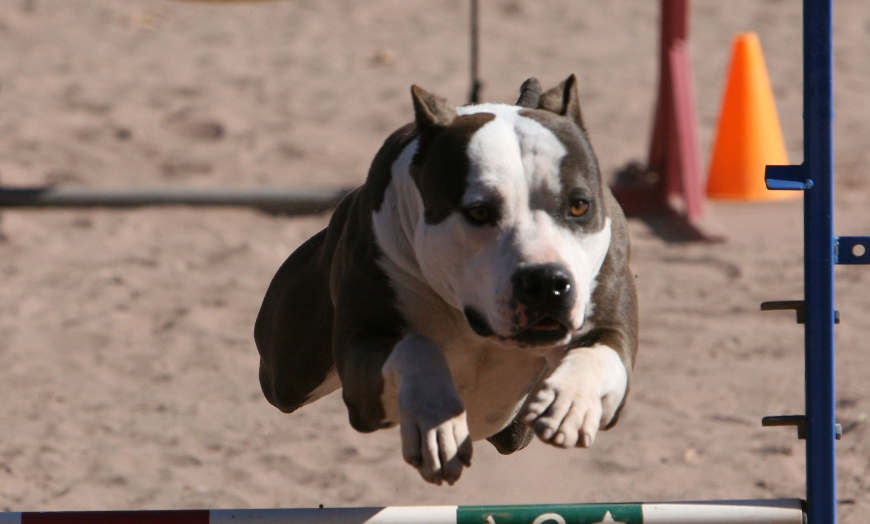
523,378,604,448
398,389,472,485
523,345,627,449
383,335,473,485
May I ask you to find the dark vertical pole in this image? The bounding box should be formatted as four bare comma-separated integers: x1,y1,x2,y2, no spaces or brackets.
803,0,837,522
469,0,482,104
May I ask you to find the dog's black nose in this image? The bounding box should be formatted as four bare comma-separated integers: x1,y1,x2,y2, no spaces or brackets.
512,263,575,307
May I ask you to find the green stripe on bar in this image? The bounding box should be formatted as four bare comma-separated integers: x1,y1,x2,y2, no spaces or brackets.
457,503,643,524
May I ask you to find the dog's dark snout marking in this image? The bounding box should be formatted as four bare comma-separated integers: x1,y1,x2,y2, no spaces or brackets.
513,263,575,306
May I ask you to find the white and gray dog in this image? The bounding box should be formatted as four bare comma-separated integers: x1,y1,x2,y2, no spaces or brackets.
255,75,638,485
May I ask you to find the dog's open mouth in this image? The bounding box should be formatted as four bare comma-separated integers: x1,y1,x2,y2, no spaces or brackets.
464,307,570,346
512,317,570,345
529,317,562,331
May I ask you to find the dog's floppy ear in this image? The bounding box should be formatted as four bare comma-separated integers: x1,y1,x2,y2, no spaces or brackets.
411,85,457,132
516,77,543,108
538,74,586,132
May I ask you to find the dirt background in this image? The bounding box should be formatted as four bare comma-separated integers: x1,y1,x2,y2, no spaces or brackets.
0,0,868,521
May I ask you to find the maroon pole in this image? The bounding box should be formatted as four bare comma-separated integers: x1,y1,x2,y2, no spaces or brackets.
612,0,712,239
667,41,704,220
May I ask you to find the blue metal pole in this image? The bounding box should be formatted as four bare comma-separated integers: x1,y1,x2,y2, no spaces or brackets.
803,0,837,522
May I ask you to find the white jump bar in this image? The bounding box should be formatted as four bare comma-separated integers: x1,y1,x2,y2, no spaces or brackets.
0,498,805,524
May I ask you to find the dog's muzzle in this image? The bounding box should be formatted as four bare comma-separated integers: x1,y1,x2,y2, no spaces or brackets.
464,263,577,346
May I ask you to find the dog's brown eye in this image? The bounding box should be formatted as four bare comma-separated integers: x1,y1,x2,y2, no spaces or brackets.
465,206,492,224
569,199,589,218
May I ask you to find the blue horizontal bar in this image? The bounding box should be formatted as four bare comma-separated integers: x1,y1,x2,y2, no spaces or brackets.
765,165,810,190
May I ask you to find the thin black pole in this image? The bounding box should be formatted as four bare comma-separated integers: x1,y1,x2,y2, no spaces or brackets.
469,0,481,104
0,186,350,215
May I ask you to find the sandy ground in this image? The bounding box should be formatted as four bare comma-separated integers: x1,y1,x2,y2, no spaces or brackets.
0,0,869,521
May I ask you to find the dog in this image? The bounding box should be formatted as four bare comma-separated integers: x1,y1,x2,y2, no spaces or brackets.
255,75,638,485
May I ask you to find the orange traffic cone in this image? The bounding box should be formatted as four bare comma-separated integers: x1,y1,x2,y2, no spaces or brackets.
706,32,795,200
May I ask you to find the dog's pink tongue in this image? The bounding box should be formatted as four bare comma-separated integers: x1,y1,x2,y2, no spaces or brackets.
530,318,560,331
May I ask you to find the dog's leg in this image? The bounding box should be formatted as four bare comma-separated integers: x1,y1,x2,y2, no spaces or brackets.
381,334,472,485
523,343,627,448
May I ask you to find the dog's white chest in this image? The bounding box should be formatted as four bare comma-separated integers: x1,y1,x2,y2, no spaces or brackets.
442,338,546,439
394,289,548,440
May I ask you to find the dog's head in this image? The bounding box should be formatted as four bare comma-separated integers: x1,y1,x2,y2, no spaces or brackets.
408,76,611,350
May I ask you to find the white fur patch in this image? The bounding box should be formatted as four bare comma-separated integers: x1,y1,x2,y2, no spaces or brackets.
373,138,425,287
562,218,611,329
459,103,567,200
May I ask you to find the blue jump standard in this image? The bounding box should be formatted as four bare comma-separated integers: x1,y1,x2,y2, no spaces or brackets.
802,1,836,523
763,1,870,523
